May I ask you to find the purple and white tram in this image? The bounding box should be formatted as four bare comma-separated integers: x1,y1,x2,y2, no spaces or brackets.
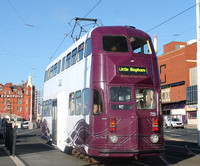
42,26,164,158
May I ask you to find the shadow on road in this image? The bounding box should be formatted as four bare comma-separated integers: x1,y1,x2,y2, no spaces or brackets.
15,129,200,166
16,143,55,155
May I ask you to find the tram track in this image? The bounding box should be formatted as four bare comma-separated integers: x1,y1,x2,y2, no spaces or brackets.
33,129,200,165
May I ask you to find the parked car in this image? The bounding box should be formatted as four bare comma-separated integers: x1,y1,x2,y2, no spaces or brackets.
166,118,184,129
21,121,29,129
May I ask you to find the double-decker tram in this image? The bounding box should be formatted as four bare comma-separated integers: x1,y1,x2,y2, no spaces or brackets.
42,26,164,159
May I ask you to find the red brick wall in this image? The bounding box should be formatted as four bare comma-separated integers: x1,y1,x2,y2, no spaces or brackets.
0,83,35,121
163,41,187,54
158,42,196,102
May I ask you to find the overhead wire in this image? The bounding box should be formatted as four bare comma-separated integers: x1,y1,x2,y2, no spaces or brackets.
49,35,67,62
0,24,25,34
49,0,102,61
7,0,26,24
0,52,50,59
83,0,102,18
146,3,197,32
0,46,37,70
7,0,66,35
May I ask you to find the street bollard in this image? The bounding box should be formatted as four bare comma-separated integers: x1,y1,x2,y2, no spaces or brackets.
12,126,17,156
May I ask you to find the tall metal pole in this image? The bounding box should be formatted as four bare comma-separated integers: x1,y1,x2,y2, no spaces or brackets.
196,0,200,146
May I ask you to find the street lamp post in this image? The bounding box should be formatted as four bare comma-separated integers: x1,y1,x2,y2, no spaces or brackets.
196,0,200,146
28,75,35,123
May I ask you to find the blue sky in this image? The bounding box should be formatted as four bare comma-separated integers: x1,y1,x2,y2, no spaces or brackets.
0,0,196,91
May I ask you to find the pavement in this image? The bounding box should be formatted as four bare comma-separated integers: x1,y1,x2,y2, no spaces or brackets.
0,124,199,166
0,129,86,166
184,124,197,129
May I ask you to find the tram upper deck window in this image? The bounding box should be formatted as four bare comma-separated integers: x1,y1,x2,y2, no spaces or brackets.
50,66,54,78
57,60,61,74
71,48,77,65
53,63,57,76
66,53,71,69
130,37,152,55
62,56,66,71
110,87,131,102
44,71,47,82
135,89,156,110
103,36,128,52
78,43,84,61
85,38,91,57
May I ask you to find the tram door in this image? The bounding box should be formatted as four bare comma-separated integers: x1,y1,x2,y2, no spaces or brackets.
52,99,57,144
135,88,157,149
57,91,67,151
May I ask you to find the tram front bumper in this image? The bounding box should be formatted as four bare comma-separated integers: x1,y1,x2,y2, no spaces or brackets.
98,148,165,154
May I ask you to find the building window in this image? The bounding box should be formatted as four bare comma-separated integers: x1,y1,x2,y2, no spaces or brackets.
161,88,170,103
186,85,197,105
3,106,6,111
26,98,28,104
4,90,6,94
26,107,28,112
3,98,6,104
18,91,22,95
17,106,21,112
188,111,197,119
17,98,22,104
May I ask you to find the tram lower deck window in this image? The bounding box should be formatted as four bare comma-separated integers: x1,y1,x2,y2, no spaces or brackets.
111,104,133,110
110,87,131,102
135,89,156,110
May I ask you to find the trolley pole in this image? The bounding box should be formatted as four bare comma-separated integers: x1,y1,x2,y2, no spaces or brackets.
196,0,200,146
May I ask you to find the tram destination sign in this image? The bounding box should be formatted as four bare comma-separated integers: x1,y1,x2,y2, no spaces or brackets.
118,66,148,75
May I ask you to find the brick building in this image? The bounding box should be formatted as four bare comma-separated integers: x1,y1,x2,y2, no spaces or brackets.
0,82,35,121
158,40,197,125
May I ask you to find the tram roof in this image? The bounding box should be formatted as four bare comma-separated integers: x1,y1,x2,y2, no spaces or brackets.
46,26,150,69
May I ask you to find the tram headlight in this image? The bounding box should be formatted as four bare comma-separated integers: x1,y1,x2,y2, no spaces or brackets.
109,134,118,144
150,134,159,143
